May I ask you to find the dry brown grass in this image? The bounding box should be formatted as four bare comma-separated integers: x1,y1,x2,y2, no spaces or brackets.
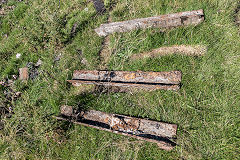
131,45,207,60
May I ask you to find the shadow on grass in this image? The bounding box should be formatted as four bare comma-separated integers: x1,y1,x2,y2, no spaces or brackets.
234,2,240,27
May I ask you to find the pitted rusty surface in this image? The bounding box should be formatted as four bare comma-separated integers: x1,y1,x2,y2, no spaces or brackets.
72,70,181,84
110,116,140,133
95,9,204,36
139,119,177,138
81,110,140,133
124,73,136,80
82,110,110,124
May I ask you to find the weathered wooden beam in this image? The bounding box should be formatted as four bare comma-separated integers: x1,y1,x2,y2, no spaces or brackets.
131,45,207,60
72,70,181,85
55,106,177,150
95,9,204,36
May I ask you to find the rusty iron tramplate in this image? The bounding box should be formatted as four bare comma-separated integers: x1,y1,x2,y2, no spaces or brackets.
81,110,177,138
95,9,204,36
55,106,177,151
72,70,181,85
69,70,182,91
68,80,180,91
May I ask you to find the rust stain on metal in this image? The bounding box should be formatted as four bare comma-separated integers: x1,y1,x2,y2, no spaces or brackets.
124,73,136,80
55,107,177,150
110,116,139,132
95,9,204,36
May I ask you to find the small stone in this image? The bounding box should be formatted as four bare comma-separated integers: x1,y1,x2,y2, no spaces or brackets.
35,59,42,67
81,58,89,65
60,105,73,117
27,62,34,68
54,54,61,62
71,23,78,35
19,67,29,80
15,92,21,97
84,8,88,12
7,80,13,85
91,0,106,13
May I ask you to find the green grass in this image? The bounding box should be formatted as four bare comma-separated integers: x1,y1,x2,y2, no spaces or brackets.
0,0,239,159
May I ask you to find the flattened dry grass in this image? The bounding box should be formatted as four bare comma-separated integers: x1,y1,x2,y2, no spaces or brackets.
130,45,207,60
0,0,239,159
